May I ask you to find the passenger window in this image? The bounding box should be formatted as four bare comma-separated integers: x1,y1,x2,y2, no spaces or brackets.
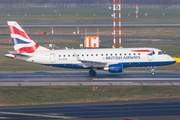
68,55,70,57
77,54,79,56
115,54,117,56
129,53,131,55
111,54,112,56
138,53,140,55
87,54,88,56
63,55,65,57
82,54,84,57
106,54,108,56
134,53,136,55
101,54,103,56
91,54,93,56
120,54,122,56
59,55,61,57
124,53,126,56
73,55,75,57
96,54,98,56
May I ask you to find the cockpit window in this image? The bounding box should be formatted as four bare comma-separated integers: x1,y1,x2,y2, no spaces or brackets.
158,51,165,55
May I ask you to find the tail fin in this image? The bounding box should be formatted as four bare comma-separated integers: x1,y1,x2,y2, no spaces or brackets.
7,21,49,55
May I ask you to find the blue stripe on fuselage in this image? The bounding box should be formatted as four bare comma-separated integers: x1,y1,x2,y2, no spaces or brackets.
42,61,176,69
122,61,176,68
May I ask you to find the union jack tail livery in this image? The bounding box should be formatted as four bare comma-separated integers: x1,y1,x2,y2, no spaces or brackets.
7,21,49,55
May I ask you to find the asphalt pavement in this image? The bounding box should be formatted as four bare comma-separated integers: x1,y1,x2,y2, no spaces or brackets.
0,71,180,86
0,98,180,120
1,23,180,27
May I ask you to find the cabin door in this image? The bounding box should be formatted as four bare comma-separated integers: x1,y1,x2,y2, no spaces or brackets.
50,53,56,63
148,52,153,61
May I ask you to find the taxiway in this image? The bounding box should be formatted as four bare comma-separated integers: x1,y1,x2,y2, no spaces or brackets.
1,34,180,44
0,98,180,120
1,23,180,27
0,71,179,86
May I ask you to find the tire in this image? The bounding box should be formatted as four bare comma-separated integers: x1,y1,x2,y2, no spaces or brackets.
151,72,155,75
89,69,96,76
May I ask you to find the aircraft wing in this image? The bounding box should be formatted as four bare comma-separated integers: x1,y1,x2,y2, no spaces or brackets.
79,59,107,68
73,52,115,68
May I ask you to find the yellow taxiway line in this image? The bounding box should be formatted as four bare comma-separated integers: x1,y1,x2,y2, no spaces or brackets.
0,111,77,119
173,57,180,62
151,39,161,41
151,39,172,41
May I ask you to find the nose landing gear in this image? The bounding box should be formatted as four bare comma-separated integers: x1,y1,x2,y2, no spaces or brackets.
89,69,96,76
150,66,156,75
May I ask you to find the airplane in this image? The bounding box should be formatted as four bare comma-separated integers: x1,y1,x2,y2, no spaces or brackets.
5,21,176,76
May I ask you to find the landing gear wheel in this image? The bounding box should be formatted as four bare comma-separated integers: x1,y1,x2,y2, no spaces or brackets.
150,66,156,76
89,69,96,76
150,69,155,75
151,72,155,75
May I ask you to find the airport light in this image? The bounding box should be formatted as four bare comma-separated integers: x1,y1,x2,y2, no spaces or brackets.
136,4,138,18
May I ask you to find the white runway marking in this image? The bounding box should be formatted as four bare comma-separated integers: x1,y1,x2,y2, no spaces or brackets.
8,75,88,77
93,78,180,81
8,74,180,77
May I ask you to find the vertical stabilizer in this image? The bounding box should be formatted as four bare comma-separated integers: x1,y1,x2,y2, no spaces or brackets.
7,21,49,55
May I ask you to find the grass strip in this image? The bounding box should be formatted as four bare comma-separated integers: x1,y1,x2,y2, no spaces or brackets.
2,26,180,39
0,86,180,106
1,8,180,24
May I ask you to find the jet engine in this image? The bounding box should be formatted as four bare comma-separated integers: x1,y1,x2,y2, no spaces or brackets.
103,64,123,73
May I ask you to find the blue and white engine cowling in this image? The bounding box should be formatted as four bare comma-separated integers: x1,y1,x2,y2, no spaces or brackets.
103,64,123,73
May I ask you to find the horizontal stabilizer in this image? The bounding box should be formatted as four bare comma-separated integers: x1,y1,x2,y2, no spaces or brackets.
8,51,33,57
5,54,15,59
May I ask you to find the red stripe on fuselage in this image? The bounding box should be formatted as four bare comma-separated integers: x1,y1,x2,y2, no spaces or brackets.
8,25,32,40
15,44,39,54
131,50,155,52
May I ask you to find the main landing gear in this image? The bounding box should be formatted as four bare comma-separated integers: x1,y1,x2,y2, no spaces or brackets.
89,69,96,76
150,66,156,75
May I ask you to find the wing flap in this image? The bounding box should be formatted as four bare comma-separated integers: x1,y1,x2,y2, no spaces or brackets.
79,60,107,68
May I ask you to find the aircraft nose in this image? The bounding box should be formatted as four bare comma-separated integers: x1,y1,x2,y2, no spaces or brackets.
171,57,176,63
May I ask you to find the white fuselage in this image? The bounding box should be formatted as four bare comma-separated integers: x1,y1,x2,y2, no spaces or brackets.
14,47,176,70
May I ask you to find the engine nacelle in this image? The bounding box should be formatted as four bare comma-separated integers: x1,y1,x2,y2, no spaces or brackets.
104,64,123,73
